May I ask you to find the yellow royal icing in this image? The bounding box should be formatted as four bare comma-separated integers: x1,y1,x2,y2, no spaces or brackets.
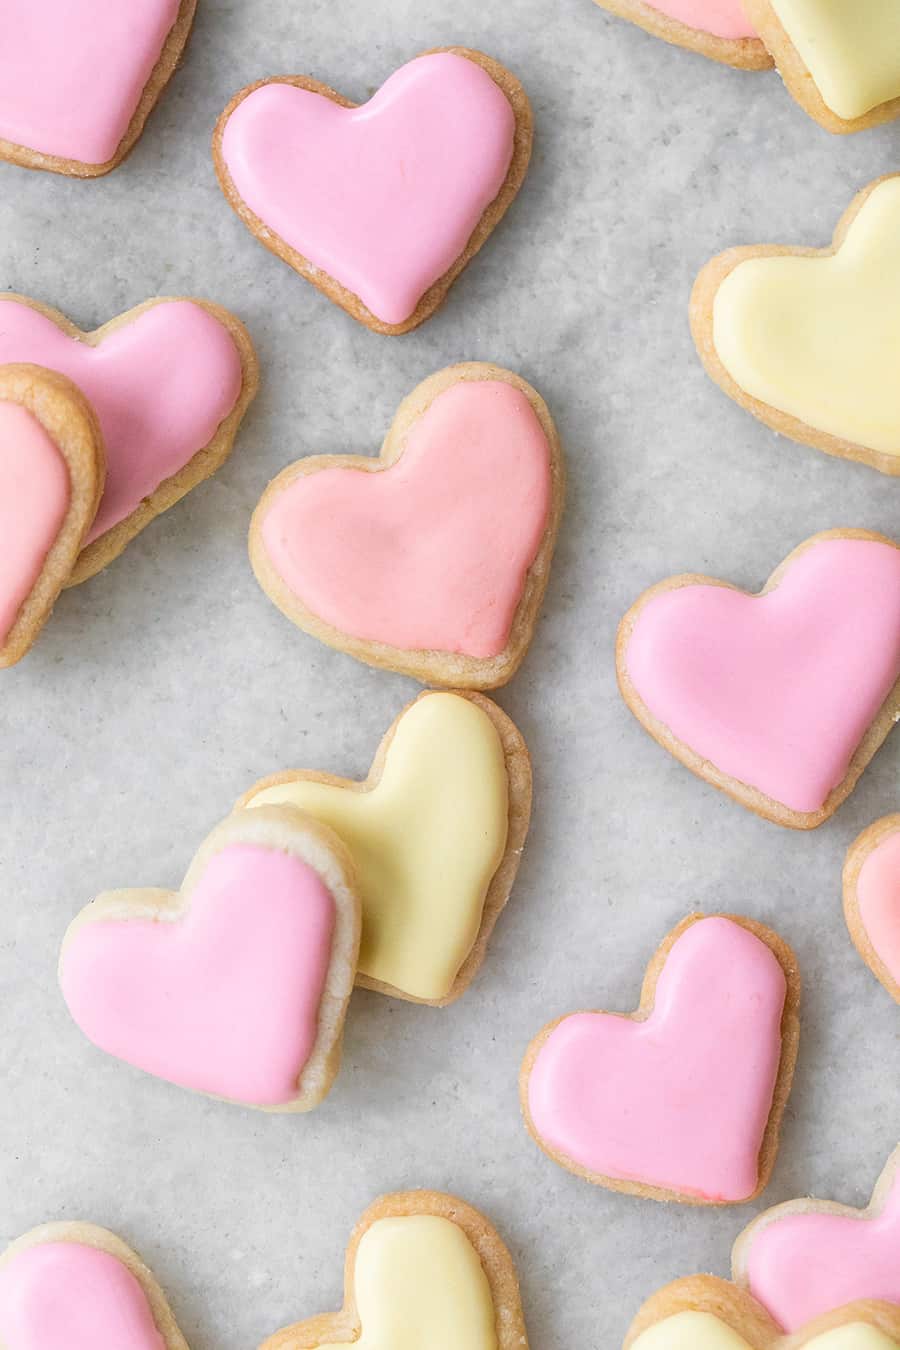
630,1314,898,1350
247,693,509,1001
769,0,900,121
713,177,900,457
319,1216,497,1350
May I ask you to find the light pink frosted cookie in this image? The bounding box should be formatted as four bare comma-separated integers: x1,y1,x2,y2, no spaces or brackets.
59,807,361,1111
733,1146,900,1330
520,913,800,1205
250,364,564,689
0,1222,187,1350
590,0,771,69
616,530,900,829
213,50,533,334
0,0,197,177
844,816,900,1003
0,294,258,585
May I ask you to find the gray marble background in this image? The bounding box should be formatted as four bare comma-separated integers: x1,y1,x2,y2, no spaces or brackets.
1,1,899,1346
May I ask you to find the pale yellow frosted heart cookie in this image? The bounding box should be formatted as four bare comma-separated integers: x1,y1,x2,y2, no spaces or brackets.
238,691,531,1005
692,177,900,476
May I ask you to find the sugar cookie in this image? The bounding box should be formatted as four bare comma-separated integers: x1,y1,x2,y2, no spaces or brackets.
844,816,900,1004
238,690,531,1006
59,807,361,1111
213,50,532,334
521,913,800,1204
250,363,564,688
590,1,771,70
616,531,900,828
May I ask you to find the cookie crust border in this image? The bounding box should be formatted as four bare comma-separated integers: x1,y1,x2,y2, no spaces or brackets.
844,815,900,1005
742,1,900,133
0,363,105,668
0,0,198,178
259,1190,528,1350
0,292,259,586
0,1221,189,1350
236,689,533,1008
519,912,801,1206
616,529,900,829
249,362,565,689
691,176,900,476
591,0,772,70
212,48,533,335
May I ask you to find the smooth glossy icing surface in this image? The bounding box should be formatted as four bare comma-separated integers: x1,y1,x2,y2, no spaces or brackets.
857,832,900,987
0,299,243,543
260,381,552,658
0,1242,165,1350
0,402,70,642
744,1168,900,1329
0,0,181,163
713,178,900,456
220,54,516,325
60,844,335,1105
527,917,786,1201
631,1312,898,1350
248,693,509,1001
625,538,900,814
645,1,756,39
317,1217,496,1350
769,0,900,119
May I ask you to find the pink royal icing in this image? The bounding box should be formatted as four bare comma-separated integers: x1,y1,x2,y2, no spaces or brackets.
643,0,757,40
744,1171,900,1329
527,917,787,1202
220,54,516,325
60,844,335,1105
858,832,900,988
0,0,181,165
0,1242,165,1350
260,381,552,659
0,300,243,544
0,403,70,643
624,538,900,814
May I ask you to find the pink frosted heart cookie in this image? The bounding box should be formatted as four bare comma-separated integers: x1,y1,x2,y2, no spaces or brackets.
250,364,564,688
521,913,800,1204
213,50,533,334
59,807,361,1110
0,294,258,585
590,0,771,69
616,530,900,829
0,1222,187,1350
0,0,197,177
844,815,900,1004
0,364,104,668
733,1145,900,1330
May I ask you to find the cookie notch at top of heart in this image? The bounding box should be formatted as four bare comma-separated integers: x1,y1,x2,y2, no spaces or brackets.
0,1221,189,1350
250,363,564,689
0,0,198,177
259,1190,528,1350
213,49,533,334
692,176,900,476
590,0,772,71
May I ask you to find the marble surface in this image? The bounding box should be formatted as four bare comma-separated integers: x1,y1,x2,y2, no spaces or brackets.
1,1,899,1347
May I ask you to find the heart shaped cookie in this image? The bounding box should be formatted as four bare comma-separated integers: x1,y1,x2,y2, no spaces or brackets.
590,1,771,69
238,690,531,1006
626,1275,900,1350
733,1146,900,1331
692,177,900,475
0,1222,187,1350
616,531,900,827
0,364,104,667
213,50,532,334
250,364,564,688
59,807,361,1110
742,1,900,131
0,0,197,176
521,913,800,1204
0,294,258,584
844,816,900,1004
260,1191,527,1350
